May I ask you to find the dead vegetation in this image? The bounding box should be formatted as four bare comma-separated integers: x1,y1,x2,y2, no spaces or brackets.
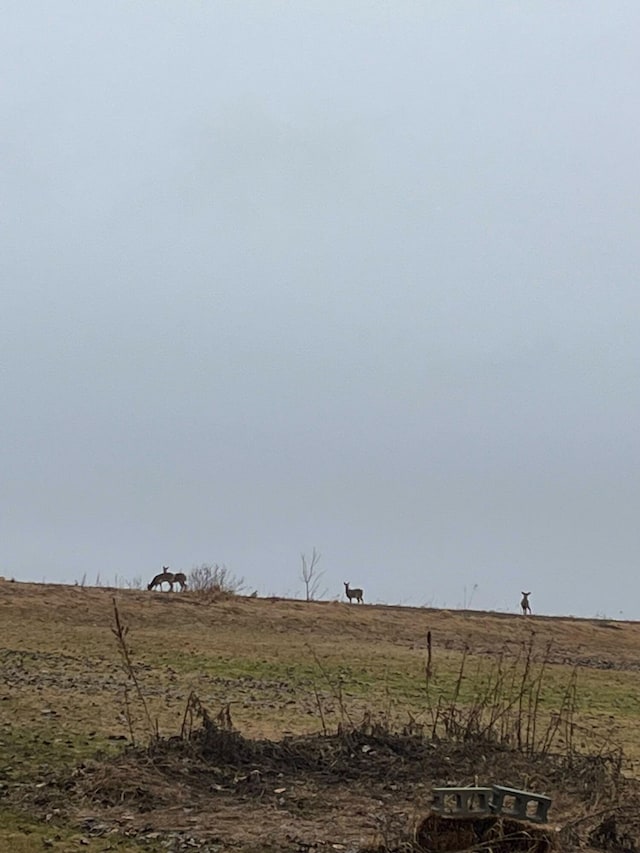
415,813,557,853
3,582,640,852
186,563,245,598
19,605,631,853
424,634,623,764
38,697,632,852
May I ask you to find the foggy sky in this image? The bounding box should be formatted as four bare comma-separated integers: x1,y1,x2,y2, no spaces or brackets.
3,2,640,618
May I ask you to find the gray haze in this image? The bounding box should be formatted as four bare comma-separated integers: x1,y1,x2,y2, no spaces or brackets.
2,2,640,618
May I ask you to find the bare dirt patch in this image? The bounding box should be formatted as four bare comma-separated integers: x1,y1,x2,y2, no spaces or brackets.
4,581,640,851
12,704,637,853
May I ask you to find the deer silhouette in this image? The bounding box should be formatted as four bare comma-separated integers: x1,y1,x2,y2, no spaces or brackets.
344,581,364,604
147,567,187,592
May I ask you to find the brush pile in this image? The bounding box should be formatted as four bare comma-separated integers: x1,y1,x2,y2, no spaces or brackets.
12,695,637,852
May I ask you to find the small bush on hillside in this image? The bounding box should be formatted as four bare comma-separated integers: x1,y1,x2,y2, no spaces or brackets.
188,564,245,597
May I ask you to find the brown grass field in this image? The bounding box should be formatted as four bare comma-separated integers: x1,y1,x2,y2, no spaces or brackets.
2,580,640,851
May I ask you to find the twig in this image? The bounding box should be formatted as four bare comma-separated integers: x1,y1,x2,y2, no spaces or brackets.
111,597,156,742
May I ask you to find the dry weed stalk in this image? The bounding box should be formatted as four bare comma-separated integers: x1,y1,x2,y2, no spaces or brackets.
111,597,157,743
120,683,135,745
299,629,620,779
306,642,354,727
311,682,328,736
423,633,591,760
181,690,213,740
425,629,433,686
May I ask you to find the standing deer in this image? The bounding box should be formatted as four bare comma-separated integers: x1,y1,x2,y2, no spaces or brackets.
147,567,188,592
520,591,531,615
344,581,364,604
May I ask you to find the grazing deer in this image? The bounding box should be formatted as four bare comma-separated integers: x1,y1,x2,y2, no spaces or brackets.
147,568,188,592
171,571,187,591
344,581,364,604
521,591,531,615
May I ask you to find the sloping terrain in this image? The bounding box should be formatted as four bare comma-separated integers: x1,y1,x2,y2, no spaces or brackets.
2,580,640,851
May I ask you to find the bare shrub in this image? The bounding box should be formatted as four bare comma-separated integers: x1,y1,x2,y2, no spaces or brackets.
112,574,144,590
188,563,245,597
300,547,326,601
423,633,623,785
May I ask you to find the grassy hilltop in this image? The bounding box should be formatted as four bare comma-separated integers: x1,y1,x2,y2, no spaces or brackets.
2,581,640,851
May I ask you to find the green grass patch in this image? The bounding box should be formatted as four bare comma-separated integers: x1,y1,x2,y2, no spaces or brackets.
0,809,162,853
150,650,332,684
573,668,640,715
0,723,120,785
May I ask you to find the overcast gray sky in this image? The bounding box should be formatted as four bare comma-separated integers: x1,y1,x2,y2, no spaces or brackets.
2,2,640,618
